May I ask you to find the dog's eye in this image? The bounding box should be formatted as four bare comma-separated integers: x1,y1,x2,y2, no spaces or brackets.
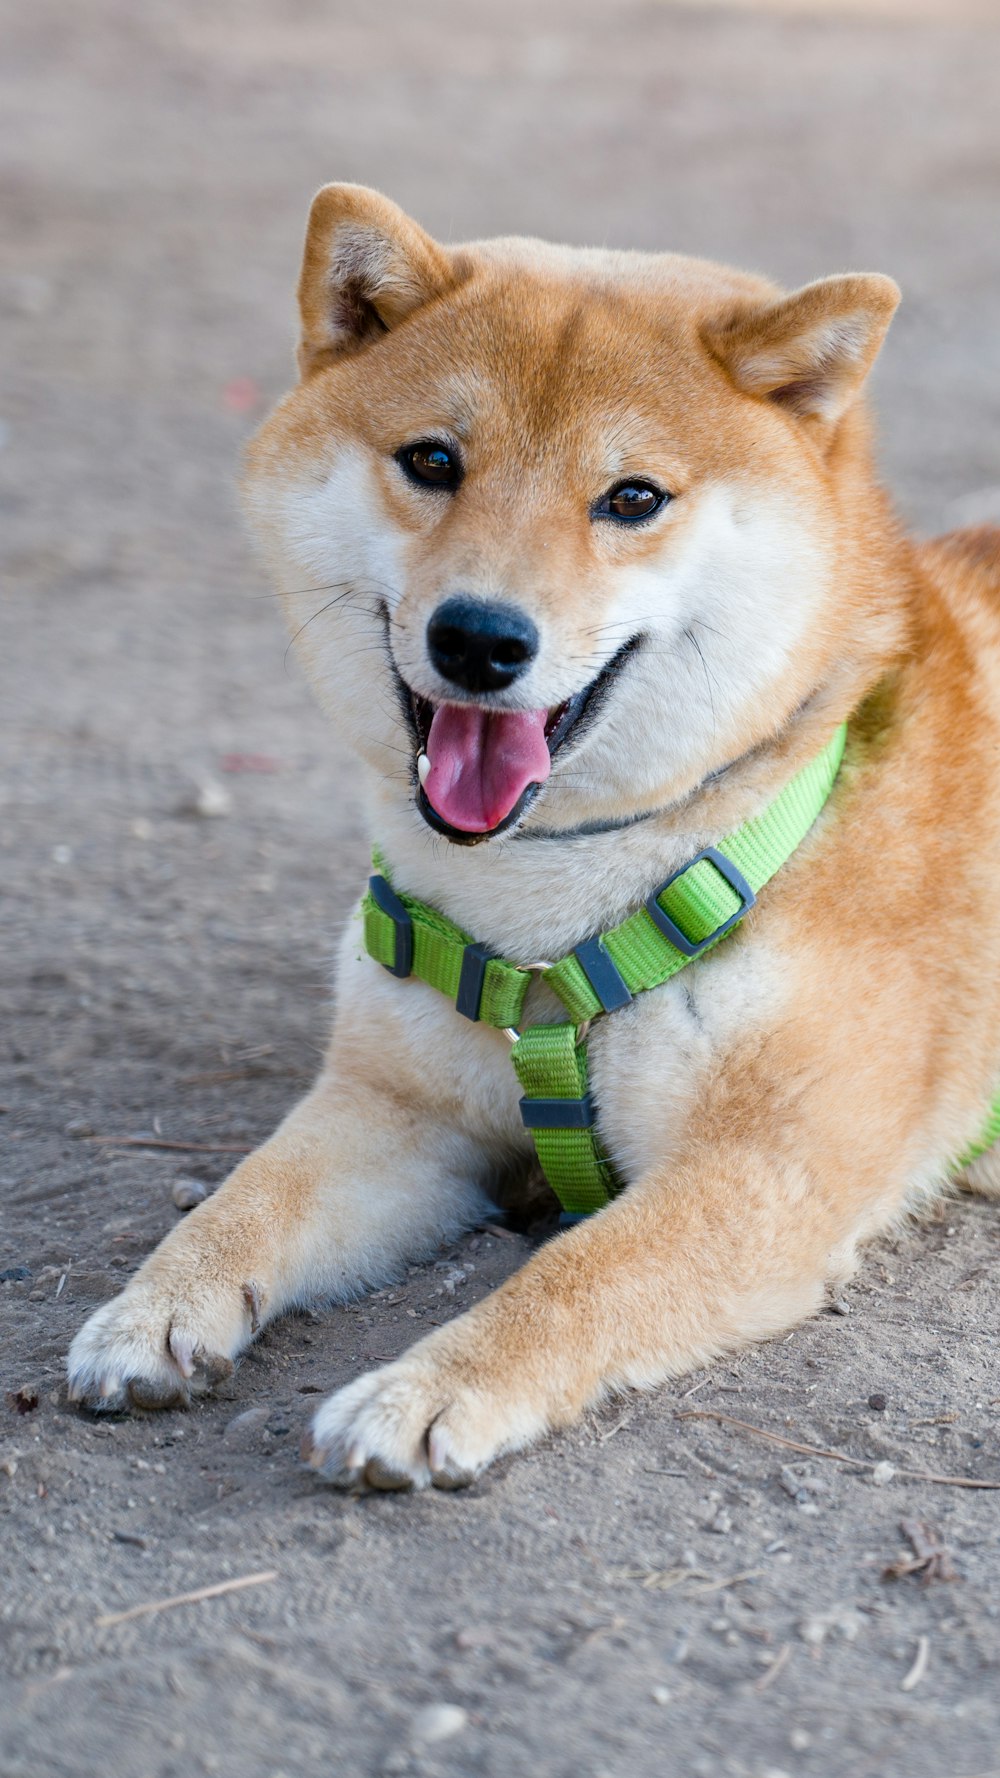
593,481,668,523
396,441,462,491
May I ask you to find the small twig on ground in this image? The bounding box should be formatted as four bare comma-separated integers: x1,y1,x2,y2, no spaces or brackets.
753,1641,792,1694
84,1136,253,1155
689,1568,763,1596
679,1372,712,1401
609,1564,760,1597
900,1633,930,1692
676,1409,1000,1490
95,1569,278,1627
597,1411,635,1443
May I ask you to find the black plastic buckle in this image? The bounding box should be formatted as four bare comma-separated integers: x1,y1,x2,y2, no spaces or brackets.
456,942,492,1021
573,936,633,1013
368,874,413,978
519,1093,595,1130
645,847,756,959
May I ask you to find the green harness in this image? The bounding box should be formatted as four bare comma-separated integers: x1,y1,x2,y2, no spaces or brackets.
361,724,992,1213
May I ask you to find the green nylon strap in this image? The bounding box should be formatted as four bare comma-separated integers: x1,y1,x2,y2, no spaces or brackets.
363,859,530,1029
545,724,848,1022
509,1024,617,1216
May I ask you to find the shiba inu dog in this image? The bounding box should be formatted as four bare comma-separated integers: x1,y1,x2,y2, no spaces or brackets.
68,185,1000,1491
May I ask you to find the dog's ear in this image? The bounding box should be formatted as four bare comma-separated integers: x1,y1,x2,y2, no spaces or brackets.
701,274,900,426
296,184,457,377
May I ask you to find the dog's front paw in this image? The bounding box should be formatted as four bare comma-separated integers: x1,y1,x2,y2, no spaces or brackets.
301,1341,546,1492
67,1272,261,1412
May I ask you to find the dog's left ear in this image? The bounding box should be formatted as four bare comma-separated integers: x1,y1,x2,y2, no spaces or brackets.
296,184,458,377
701,273,900,426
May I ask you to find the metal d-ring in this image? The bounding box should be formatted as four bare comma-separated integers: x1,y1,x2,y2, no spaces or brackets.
503,958,554,1046
505,1017,592,1047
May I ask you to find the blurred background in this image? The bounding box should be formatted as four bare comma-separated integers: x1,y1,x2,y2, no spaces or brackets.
4,0,999,768
3,4,1000,1776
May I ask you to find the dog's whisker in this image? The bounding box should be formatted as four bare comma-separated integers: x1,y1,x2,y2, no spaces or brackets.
684,624,718,744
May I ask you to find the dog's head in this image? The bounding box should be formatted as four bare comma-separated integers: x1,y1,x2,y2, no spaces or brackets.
244,185,900,843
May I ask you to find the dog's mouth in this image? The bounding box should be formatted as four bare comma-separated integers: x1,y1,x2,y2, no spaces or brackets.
398,637,642,845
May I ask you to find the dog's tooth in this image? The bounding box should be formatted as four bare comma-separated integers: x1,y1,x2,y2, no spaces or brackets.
417,751,431,787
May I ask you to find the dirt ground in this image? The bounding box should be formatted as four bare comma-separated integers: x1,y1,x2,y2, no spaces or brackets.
3,2,1000,1774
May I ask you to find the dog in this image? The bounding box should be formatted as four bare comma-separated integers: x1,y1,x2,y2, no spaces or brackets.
68,184,1000,1491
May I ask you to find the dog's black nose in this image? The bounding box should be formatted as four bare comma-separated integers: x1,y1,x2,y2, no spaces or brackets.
426,597,539,694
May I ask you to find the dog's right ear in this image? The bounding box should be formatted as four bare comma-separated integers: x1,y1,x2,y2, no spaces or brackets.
296,184,456,377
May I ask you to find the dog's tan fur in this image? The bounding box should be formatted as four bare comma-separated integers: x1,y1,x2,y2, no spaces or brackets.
68,187,1000,1490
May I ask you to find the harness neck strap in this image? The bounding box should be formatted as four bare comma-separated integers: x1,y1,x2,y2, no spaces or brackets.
362,724,847,1214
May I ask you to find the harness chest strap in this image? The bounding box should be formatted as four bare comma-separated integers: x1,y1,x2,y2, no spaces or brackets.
360,724,1000,1212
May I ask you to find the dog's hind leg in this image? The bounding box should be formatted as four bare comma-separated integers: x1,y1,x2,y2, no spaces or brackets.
957,1147,1000,1198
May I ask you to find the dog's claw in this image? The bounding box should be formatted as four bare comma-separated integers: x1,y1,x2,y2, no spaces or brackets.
168,1329,195,1378
365,1456,414,1492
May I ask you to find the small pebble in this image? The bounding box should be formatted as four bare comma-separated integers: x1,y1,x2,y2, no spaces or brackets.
5,1387,39,1415
65,1118,95,1138
789,1729,812,1753
172,1176,209,1211
410,1703,467,1746
174,778,232,819
651,1685,671,1706
828,1296,852,1315
872,1461,896,1487
868,1392,887,1412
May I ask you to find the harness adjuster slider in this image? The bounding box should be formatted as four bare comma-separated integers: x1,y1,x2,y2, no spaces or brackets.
368,874,414,979
645,847,756,959
573,935,633,1013
519,1092,595,1131
456,941,492,1021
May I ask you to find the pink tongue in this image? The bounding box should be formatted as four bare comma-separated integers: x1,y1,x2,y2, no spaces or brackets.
423,704,551,833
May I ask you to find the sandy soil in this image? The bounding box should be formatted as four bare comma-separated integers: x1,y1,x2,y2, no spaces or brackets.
2,2,1000,1775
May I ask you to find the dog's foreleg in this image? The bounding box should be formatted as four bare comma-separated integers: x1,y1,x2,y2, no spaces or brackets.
67,1062,496,1413
303,1139,853,1489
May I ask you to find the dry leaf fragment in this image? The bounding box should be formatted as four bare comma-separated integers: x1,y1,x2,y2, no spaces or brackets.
883,1518,957,1583
5,1388,39,1415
